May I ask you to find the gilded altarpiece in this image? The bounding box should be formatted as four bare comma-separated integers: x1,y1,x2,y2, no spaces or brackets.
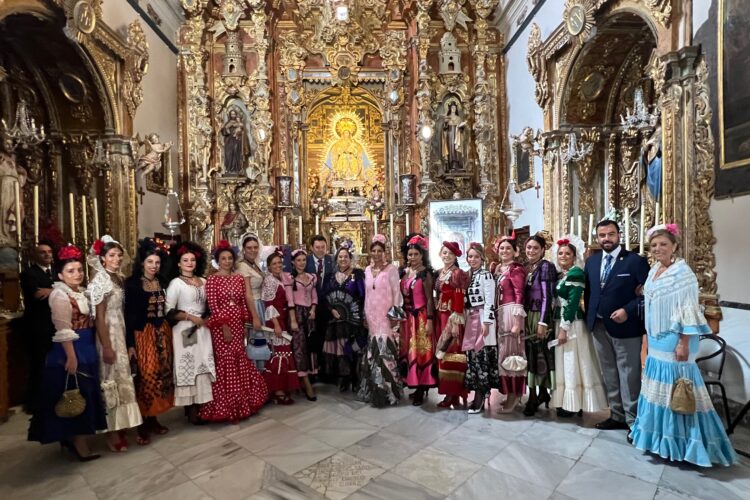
528,0,721,324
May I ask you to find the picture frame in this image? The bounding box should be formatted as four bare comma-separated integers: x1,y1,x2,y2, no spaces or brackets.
718,0,750,170
145,150,169,195
428,199,483,271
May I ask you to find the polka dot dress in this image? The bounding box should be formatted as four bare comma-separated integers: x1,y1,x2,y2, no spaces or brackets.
198,274,269,422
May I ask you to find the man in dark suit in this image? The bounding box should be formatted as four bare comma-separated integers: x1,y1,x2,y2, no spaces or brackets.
19,241,56,412
305,235,333,381
584,220,649,435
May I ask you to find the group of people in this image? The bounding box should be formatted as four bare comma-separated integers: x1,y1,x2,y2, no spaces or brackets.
20,218,737,468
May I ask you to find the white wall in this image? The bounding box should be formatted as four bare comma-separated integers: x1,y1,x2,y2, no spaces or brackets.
101,2,178,239
504,1,565,233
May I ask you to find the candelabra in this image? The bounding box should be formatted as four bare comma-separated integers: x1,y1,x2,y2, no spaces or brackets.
620,87,657,129
561,132,593,164
500,179,525,226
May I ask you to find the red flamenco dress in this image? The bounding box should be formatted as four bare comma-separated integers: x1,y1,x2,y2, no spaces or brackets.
199,274,268,422
261,274,301,393
434,267,469,399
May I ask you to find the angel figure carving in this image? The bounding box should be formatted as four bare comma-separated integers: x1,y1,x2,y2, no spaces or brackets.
136,133,172,186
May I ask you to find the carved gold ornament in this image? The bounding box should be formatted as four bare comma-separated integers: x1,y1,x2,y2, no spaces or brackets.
563,0,595,44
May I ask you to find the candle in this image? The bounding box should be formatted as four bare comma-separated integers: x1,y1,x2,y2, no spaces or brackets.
624,207,631,251
389,213,395,262
654,202,660,226
406,212,411,235
577,215,583,240
69,193,76,244
315,214,320,234
82,195,88,248
282,215,288,245
167,150,173,191
93,198,100,239
33,185,39,245
639,204,645,254
373,213,378,236
587,214,594,246
14,181,21,246
569,216,574,234
298,215,303,247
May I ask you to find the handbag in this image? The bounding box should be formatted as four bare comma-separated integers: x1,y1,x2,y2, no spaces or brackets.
670,365,696,415
55,373,87,418
501,355,528,372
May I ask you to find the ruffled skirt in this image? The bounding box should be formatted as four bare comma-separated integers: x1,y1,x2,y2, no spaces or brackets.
630,348,737,467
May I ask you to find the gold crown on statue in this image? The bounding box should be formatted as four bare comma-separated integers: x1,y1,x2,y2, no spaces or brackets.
335,117,357,136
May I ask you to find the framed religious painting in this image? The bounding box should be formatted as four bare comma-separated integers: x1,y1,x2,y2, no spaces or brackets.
510,127,538,192
427,199,483,271
718,0,750,170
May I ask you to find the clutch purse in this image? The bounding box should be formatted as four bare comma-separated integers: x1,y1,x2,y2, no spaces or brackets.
101,378,119,410
501,355,528,372
670,367,696,415
55,373,87,418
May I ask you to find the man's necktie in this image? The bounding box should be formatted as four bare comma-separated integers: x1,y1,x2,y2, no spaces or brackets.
601,254,613,288
45,268,53,281
316,258,323,282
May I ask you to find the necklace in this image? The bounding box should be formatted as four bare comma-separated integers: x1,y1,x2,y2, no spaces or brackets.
180,274,202,287
439,264,455,282
142,275,160,292
371,264,385,289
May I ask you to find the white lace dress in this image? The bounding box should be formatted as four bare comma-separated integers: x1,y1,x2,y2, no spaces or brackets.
88,269,143,431
166,277,216,406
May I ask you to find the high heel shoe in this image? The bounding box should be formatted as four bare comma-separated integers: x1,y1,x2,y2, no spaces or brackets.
556,407,575,418
467,393,485,414
523,400,539,417
538,391,551,409
412,389,425,406
60,441,101,462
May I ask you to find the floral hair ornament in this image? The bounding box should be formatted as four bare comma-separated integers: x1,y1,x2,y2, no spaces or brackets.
551,234,586,271
556,238,570,246
493,230,517,254
177,244,201,259
211,239,237,259
442,241,462,257
407,235,428,250
291,248,308,259
372,234,387,245
646,223,680,240
58,244,83,261
91,234,119,256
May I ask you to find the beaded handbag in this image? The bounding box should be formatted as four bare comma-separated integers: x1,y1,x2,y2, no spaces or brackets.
55,373,87,418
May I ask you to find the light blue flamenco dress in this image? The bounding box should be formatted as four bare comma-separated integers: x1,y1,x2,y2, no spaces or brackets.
630,259,737,467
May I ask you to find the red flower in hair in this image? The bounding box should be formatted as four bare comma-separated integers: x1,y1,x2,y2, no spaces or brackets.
216,240,231,250
407,235,428,250
557,238,570,246
92,239,105,256
178,245,200,259
58,245,83,261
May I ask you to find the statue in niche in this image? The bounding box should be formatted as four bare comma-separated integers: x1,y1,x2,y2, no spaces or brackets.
640,123,662,202
325,117,369,187
220,202,248,247
0,146,26,247
136,133,172,184
221,106,251,176
441,102,466,171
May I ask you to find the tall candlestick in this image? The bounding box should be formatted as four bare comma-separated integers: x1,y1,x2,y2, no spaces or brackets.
167,150,173,190
624,207,631,251
93,198,100,239
315,214,320,234
14,181,22,247
569,216,574,233
373,213,378,236
33,185,39,245
69,193,76,244
577,215,583,240
389,213,395,262
639,204,645,254
82,195,88,248
406,211,411,236
587,214,594,246
282,215,288,245
654,202,660,226
298,215,303,247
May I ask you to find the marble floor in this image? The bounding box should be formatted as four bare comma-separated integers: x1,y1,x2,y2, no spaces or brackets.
1,386,749,500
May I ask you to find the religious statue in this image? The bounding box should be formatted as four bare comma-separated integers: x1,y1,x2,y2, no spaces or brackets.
441,102,466,171
221,107,251,176
0,148,26,247
641,124,662,202
326,117,369,183
136,133,172,185
220,202,248,246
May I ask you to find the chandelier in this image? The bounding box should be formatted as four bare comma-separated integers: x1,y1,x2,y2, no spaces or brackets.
500,179,525,225
561,132,592,164
620,87,657,129
1,99,45,150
